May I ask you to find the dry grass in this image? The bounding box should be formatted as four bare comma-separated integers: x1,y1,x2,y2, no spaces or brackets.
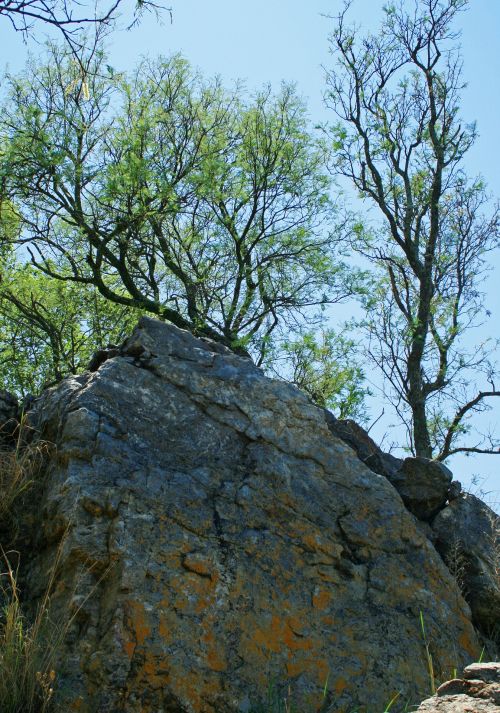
0,415,60,712
0,554,60,713
0,414,50,526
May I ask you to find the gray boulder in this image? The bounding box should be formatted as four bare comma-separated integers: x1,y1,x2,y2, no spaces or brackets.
432,493,500,640
415,662,500,712
23,318,481,713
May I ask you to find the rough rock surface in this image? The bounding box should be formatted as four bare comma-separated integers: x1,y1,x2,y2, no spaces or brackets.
0,389,19,442
24,317,482,713
432,494,500,639
389,457,453,521
324,412,402,479
416,662,500,712
324,415,453,521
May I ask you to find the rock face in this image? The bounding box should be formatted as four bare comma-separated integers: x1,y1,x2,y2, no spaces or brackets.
432,494,500,639
325,414,500,646
24,317,482,713
324,415,453,521
416,662,500,712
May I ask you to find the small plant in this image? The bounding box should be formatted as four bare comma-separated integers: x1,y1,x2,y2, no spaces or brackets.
250,675,330,713
419,611,436,695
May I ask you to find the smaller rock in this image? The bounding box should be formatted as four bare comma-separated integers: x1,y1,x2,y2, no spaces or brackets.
324,412,402,478
386,457,453,521
0,389,19,443
324,414,454,521
416,663,500,712
448,480,462,501
463,662,500,683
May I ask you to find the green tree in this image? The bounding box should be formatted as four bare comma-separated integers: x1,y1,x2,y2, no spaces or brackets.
325,0,500,460
0,46,357,364
270,329,369,422
0,254,140,396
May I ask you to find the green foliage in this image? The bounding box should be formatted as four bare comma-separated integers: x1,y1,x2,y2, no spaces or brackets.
274,330,369,422
0,46,357,363
0,254,140,396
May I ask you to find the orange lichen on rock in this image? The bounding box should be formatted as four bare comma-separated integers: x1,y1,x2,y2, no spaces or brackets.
334,676,348,695
250,614,316,656
312,588,332,610
123,599,151,659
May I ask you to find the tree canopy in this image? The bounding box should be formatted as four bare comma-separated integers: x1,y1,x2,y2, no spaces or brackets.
0,46,357,365
0,0,498,461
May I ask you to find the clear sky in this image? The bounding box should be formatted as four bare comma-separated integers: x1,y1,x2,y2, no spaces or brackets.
1,0,499,504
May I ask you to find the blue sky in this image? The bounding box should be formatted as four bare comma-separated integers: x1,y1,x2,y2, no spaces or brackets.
1,0,499,501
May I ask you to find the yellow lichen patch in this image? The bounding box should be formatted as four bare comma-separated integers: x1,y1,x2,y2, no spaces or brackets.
334,676,348,695
123,639,135,659
282,621,314,651
204,631,227,672
123,599,151,658
250,614,316,658
286,659,307,677
182,552,214,578
312,588,332,610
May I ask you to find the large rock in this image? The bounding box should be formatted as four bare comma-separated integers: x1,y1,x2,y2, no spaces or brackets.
415,662,500,712
432,493,500,640
24,317,482,713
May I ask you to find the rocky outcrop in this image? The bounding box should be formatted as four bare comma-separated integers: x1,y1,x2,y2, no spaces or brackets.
416,662,500,712
325,414,500,645
22,318,483,713
324,414,454,521
433,494,500,640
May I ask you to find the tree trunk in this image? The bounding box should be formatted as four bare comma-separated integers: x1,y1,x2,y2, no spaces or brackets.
411,398,433,458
